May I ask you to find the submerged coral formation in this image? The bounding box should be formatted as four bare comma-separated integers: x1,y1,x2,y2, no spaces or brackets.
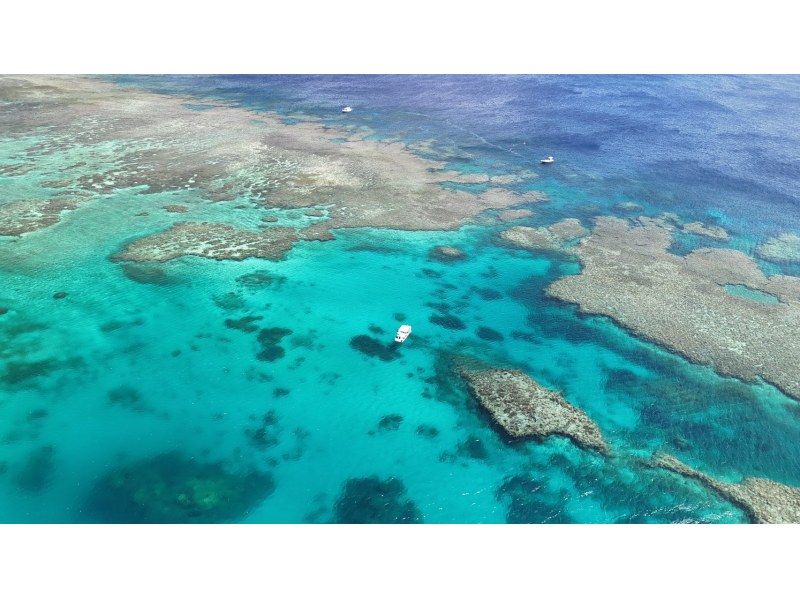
333,476,422,523
115,223,298,262
86,452,274,523
653,453,800,524
0,199,78,237
756,233,800,264
682,221,729,240
497,218,587,254
547,216,800,400
456,365,608,453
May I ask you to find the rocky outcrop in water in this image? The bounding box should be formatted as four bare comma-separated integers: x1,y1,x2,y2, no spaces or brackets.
652,453,800,524
456,365,607,454
547,216,800,400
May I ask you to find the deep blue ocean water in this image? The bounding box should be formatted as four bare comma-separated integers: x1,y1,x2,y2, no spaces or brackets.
1,75,799,522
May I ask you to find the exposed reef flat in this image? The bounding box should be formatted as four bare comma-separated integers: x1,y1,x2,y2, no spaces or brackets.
682,221,729,240
114,222,298,262
497,218,588,254
456,365,607,453
652,453,800,524
0,199,78,236
547,216,800,400
496,208,535,222
756,233,800,264
0,76,533,250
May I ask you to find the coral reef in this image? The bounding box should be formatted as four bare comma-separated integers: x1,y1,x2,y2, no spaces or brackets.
682,221,729,240
115,223,298,262
547,216,800,400
428,245,467,263
456,365,608,453
756,233,800,264
497,218,587,254
85,452,274,523
333,476,423,523
0,199,78,236
652,453,800,524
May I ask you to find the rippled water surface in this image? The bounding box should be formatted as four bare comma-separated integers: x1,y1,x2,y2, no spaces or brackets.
1,75,799,522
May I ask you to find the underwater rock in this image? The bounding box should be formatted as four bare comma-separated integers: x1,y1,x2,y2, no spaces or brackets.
14,445,55,493
225,315,264,333
52,291,67,299
115,222,298,263
428,245,467,263
236,270,284,289
0,198,77,236
108,385,144,410
121,263,170,285
333,476,423,523
476,326,504,342
652,453,800,524
496,474,573,523
755,233,800,264
163,204,189,213
349,335,399,361
415,424,439,438
85,451,275,523
682,221,729,240
0,307,8,315
473,287,502,300
497,218,588,254
246,410,281,449
613,201,642,212
377,414,403,431
429,313,466,330
2,357,83,386
547,216,800,400
256,327,292,362
456,435,489,460
457,365,608,453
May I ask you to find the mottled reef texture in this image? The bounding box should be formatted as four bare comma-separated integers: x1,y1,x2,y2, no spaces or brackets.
0,199,78,236
547,216,800,400
681,221,729,240
0,75,535,252
457,365,607,454
497,218,588,254
756,233,800,264
114,223,298,262
652,453,800,524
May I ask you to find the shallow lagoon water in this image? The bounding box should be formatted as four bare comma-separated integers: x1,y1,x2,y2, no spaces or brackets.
2,75,800,523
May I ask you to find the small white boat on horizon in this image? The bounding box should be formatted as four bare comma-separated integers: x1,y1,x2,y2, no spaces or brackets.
342,106,353,113
540,156,555,165
394,324,412,343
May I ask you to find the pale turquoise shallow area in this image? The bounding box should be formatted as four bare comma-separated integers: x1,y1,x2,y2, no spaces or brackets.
2,76,800,523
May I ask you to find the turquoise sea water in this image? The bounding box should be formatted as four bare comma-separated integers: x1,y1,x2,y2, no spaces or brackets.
2,76,800,523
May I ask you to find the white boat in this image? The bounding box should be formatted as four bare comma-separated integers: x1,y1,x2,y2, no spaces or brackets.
341,106,353,113
394,324,412,343
540,156,555,165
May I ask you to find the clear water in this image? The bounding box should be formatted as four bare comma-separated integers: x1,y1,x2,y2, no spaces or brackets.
2,75,800,523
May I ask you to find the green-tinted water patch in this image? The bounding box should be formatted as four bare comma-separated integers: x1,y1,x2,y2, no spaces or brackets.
723,284,779,305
